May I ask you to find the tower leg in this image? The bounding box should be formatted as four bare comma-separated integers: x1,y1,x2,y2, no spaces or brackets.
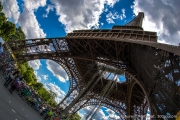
62,66,105,116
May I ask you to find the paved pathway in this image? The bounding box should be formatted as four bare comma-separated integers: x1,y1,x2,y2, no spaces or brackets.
0,71,43,120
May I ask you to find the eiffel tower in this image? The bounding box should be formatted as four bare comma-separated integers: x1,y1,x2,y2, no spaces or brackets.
6,12,180,119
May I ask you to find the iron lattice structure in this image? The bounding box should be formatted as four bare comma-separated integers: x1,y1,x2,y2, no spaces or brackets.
7,12,180,119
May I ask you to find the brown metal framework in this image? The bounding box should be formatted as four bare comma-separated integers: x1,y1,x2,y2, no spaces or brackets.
6,12,180,119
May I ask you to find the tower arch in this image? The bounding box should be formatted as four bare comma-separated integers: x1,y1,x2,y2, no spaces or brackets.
5,12,180,118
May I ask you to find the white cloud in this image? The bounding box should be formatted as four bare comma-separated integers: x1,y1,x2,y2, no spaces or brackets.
28,59,42,70
18,2,46,39
1,0,120,38
45,83,66,103
104,8,108,12
80,106,108,120
106,17,115,24
105,0,120,8
93,109,108,120
1,0,47,39
46,60,68,82
106,8,126,24
18,9,46,39
34,71,41,82
41,74,49,80
120,8,126,20
23,0,46,10
79,105,122,120
50,0,119,33
106,109,120,119
133,0,180,45
43,4,55,18
0,0,20,23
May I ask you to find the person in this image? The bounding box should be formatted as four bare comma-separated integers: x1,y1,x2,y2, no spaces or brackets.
9,77,23,94
39,104,45,114
18,82,27,96
54,116,60,120
4,63,13,76
4,71,19,87
44,109,53,120
0,42,4,56
40,106,50,116
23,87,31,98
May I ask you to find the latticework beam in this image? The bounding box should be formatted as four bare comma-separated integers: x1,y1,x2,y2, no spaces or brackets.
5,12,180,119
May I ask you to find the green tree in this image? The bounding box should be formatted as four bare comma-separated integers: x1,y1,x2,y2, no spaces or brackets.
18,64,27,75
0,12,7,33
23,70,34,84
40,88,51,101
69,113,81,120
33,82,43,90
9,27,26,40
47,99,56,107
49,90,57,99
0,2,3,12
1,21,16,40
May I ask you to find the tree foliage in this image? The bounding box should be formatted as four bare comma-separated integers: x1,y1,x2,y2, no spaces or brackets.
0,21,16,40
0,2,3,12
10,27,26,40
0,12,7,34
33,82,43,90
0,2,24,41
17,61,57,107
18,63,27,75
49,90,57,99
23,70,34,84
69,113,81,120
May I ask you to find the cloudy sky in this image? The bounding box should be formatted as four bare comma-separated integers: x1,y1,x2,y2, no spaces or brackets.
1,0,179,119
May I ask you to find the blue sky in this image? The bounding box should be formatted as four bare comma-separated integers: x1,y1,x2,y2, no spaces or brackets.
1,0,180,119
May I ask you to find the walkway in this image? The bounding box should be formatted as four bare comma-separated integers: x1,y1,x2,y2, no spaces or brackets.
0,71,43,120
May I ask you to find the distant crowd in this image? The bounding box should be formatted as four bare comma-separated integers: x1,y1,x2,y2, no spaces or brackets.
0,42,62,120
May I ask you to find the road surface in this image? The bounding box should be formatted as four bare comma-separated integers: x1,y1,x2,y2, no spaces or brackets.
0,71,43,120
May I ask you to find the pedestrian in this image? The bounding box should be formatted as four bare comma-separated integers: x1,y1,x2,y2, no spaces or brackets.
0,42,4,56
54,116,60,120
9,77,23,94
44,108,53,120
4,71,19,87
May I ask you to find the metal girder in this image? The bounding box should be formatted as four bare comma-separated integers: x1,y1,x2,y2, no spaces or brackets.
6,12,180,118
125,12,144,27
86,73,118,120
129,43,180,115
62,65,105,115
